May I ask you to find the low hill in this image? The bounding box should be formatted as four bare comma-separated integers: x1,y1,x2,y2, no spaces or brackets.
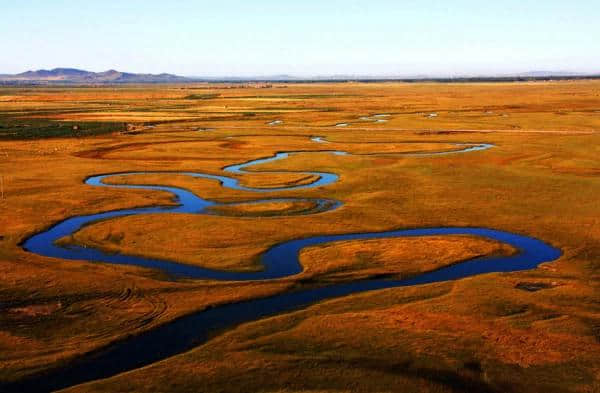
0,68,190,84
1,68,598,84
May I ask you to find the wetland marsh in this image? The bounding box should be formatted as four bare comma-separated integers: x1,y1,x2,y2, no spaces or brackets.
1,81,600,392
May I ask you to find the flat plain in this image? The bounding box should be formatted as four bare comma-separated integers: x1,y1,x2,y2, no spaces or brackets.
1,81,600,392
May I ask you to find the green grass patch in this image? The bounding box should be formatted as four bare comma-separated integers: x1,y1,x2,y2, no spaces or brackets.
0,116,125,139
183,93,221,100
230,94,360,99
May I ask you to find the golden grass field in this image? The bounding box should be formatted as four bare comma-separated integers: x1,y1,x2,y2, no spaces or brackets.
1,81,600,392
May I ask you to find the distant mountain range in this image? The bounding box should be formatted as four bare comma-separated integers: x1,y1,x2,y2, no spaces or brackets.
0,68,598,84
513,71,592,77
0,68,190,84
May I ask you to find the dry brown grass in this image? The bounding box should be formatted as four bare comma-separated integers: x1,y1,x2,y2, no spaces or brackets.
207,200,321,217
300,235,516,280
1,81,600,392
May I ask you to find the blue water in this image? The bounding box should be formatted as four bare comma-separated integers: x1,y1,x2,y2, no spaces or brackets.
23,140,494,279
8,138,562,393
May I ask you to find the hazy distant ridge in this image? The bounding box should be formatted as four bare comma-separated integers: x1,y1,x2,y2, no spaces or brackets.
1,68,598,84
0,68,190,83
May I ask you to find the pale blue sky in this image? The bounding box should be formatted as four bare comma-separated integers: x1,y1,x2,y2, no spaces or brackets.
2,0,599,76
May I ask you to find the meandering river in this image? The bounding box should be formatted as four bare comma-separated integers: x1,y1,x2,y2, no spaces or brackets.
9,138,560,392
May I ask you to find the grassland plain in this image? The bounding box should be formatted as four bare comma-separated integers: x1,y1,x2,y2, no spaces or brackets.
0,81,599,392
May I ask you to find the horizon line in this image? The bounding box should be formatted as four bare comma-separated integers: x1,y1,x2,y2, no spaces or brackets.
3,66,600,80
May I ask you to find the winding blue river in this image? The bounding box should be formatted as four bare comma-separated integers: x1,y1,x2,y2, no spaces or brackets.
8,138,561,393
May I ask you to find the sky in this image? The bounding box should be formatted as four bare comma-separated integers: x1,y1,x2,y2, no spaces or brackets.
2,0,599,77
